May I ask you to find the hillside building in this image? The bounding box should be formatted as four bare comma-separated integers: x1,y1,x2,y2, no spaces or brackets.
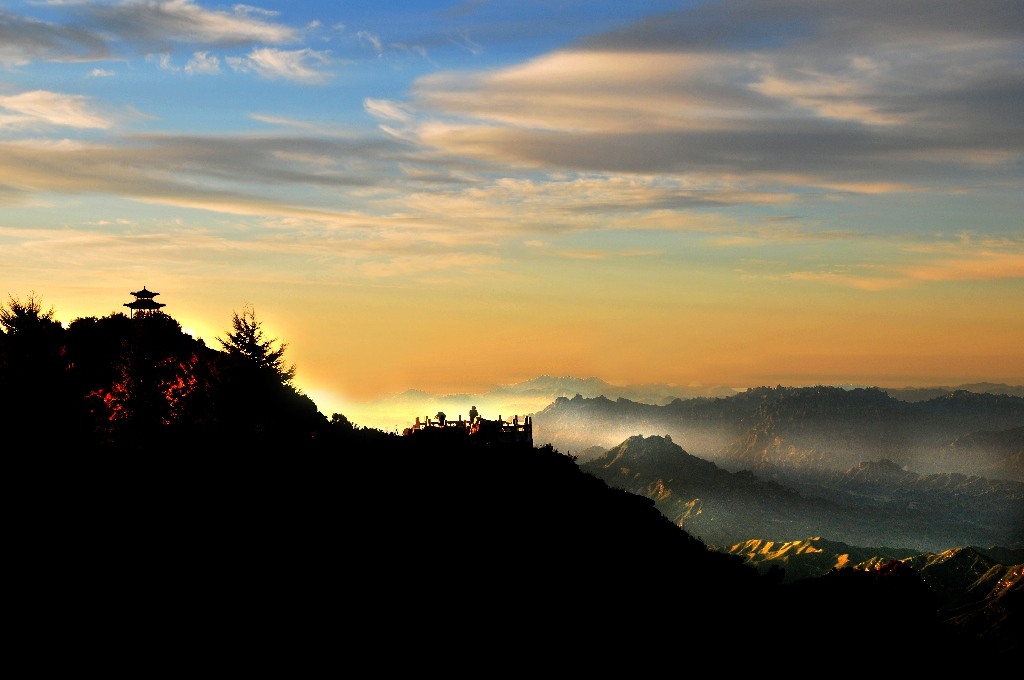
124,287,166,318
403,406,533,447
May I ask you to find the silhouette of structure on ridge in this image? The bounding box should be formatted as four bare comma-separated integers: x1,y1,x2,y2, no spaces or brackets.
403,405,533,447
124,286,166,318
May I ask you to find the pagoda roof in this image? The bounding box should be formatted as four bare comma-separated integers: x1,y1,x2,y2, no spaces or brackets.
124,299,165,310
130,287,160,298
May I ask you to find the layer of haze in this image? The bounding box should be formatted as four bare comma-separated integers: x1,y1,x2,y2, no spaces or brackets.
2,0,1022,423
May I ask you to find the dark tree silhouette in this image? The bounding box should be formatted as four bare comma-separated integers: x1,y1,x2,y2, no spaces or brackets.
215,305,295,386
0,291,60,336
208,305,325,447
0,292,78,445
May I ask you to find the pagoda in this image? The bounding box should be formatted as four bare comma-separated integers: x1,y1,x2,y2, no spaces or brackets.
124,286,166,318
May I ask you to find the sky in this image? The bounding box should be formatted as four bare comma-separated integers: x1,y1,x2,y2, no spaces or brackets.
2,0,1023,424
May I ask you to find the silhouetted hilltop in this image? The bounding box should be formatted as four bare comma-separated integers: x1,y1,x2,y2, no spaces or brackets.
1,302,328,451
3,297,1017,663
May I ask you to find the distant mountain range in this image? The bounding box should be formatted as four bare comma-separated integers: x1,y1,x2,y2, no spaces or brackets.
341,375,1024,434
579,433,1023,553
341,375,743,431
533,384,1024,481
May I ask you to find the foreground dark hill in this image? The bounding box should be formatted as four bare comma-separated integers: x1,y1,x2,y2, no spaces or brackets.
3,297,1018,663
16,433,1016,666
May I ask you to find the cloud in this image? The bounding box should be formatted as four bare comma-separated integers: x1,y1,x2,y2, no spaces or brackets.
357,31,382,56
404,0,1024,192
185,50,220,74
83,0,298,47
748,60,906,126
901,251,1024,282
364,98,413,124
393,43,435,67
401,174,795,230
447,29,482,56
0,131,410,213
784,270,909,292
2,0,1021,297
227,47,331,83
0,90,112,129
549,248,659,261
154,52,178,71
0,1,301,67
232,5,281,19
0,9,110,65
89,68,115,77
248,113,365,137
784,236,1024,290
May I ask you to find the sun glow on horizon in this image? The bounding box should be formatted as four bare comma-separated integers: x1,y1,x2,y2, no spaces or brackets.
1,0,1020,410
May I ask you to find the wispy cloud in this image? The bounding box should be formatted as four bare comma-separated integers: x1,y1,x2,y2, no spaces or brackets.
0,9,109,65
0,0,300,67
785,237,1024,290
0,131,408,214
0,90,112,129
447,29,482,56
364,98,413,124
83,0,297,47
232,5,281,19
900,251,1024,283
226,47,332,83
356,31,382,57
184,50,220,74
400,174,796,234
550,248,659,261
405,0,1024,193
3,1,1022,294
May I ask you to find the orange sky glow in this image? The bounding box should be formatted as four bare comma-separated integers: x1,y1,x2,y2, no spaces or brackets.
2,1,1021,427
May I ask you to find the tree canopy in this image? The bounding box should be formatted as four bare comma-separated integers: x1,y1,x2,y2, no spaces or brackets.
0,291,61,337
0,293,328,451
216,304,296,387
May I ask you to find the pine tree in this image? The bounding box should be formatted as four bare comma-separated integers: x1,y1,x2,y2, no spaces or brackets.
215,305,296,386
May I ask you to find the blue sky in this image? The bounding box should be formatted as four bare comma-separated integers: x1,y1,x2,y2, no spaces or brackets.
2,0,1022,424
